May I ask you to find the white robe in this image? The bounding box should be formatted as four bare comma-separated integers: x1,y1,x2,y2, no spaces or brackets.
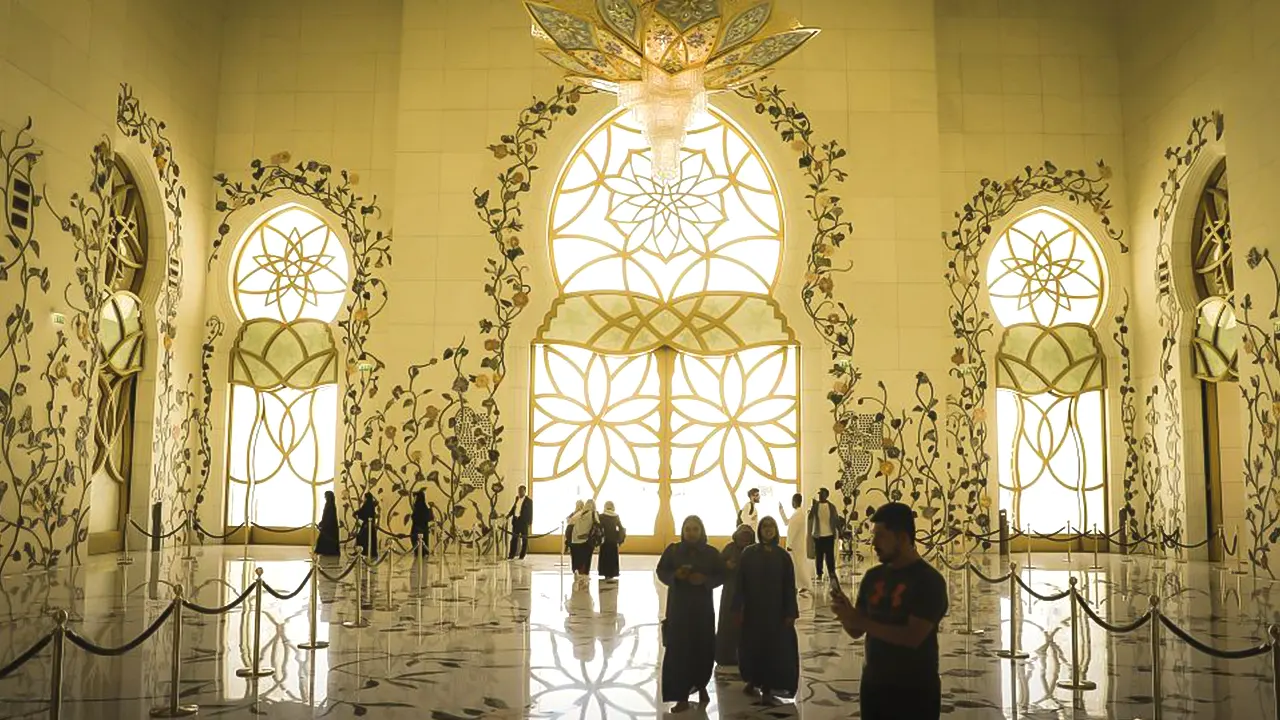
786,510,813,590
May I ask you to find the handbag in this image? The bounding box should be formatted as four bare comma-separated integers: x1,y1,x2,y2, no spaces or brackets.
618,526,627,545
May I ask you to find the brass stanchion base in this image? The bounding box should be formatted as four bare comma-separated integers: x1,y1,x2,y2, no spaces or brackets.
955,627,986,636
117,554,134,566
299,640,330,650
150,704,199,717
1055,679,1097,691
342,619,370,629
235,667,275,678
994,650,1030,659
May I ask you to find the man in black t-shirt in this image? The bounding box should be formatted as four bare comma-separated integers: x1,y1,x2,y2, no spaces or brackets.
831,502,948,719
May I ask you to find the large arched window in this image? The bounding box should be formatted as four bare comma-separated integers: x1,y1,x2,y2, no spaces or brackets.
988,208,1109,533
532,108,799,545
224,205,349,532
89,157,149,540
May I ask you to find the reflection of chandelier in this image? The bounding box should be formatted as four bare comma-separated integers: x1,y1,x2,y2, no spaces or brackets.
524,0,818,183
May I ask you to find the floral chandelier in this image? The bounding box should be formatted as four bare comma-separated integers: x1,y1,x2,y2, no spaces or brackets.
524,0,818,183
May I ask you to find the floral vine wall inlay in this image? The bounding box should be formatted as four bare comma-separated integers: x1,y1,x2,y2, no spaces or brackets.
1144,111,1224,542
0,120,115,572
944,161,1126,534
116,84,197,534
1240,248,1280,576
1115,290,1141,541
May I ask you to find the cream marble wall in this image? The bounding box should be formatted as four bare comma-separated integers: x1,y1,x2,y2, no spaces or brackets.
0,0,223,564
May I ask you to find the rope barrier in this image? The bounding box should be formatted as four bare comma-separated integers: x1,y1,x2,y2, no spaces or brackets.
1158,615,1272,659
316,558,361,583
0,633,51,679
182,583,256,616
129,516,189,540
262,569,315,601
193,521,247,540
969,564,1013,585
64,603,175,656
1013,574,1071,602
1162,532,1215,550
366,551,392,568
1074,592,1152,634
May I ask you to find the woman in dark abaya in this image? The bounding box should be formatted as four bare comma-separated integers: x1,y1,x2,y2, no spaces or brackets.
355,492,379,559
410,489,433,556
734,516,799,705
597,501,624,580
715,523,756,667
656,515,725,713
314,490,340,557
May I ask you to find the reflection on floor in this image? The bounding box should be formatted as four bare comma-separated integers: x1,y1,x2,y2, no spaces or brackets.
0,546,1276,718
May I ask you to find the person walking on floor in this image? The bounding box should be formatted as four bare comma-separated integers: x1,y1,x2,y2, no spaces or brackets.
737,488,760,531
657,515,725,713
564,499,584,554
809,487,841,582
354,492,379,559
410,489,433,556
715,523,756,668
568,499,600,588
780,493,813,595
507,484,533,560
314,490,340,557
831,502,949,720
597,501,625,580
734,516,800,706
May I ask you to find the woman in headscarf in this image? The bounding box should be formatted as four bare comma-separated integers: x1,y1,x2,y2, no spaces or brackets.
410,489,433,556
355,492,379,559
734,516,799,705
656,515,725,712
597,501,624,581
314,490,340,557
568,499,599,587
564,499,584,554
716,523,756,667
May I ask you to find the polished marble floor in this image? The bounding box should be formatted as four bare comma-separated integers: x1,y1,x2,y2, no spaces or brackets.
0,545,1276,719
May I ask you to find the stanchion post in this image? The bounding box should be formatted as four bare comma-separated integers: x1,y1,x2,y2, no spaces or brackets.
1090,524,1103,570
181,518,195,563
1055,578,1097,694
119,513,134,566
343,555,370,629
999,510,1009,558
1065,523,1073,563
995,562,1029,660
1149,594,1162,720
954,563,983,636
235,568,275,679
300,556,329,650
151,585,198,717
1269,625,1280,720
1234,530,1249,575
50,609,67,720
558,521,566,568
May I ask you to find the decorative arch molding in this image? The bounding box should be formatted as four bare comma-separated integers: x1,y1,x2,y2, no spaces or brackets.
212,155,391,532
943,161,1127,534
1143,111,1226,548
115,85,199,536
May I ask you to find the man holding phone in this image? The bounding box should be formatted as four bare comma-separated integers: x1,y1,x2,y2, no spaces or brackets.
830,503,948,719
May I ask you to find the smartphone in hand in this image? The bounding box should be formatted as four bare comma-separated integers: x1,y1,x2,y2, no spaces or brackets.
829,575,844,598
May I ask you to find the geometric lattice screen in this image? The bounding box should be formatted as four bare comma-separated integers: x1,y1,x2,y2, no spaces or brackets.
532,107,798,541
225,205,349,529
987,208,1109,533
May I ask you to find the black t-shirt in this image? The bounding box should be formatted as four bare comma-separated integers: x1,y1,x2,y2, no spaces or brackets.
854,559,949,686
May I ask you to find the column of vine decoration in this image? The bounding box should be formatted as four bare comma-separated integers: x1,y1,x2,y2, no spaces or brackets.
1240,248,1280,576
211,156,392,533
190,317,223,527
944,161,1125,533
0,122,114,571
1146,113,1223,541
116,85,197,532
1115,291,1142,543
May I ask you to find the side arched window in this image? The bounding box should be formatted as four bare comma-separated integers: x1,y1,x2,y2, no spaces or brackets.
988,208,1108,532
